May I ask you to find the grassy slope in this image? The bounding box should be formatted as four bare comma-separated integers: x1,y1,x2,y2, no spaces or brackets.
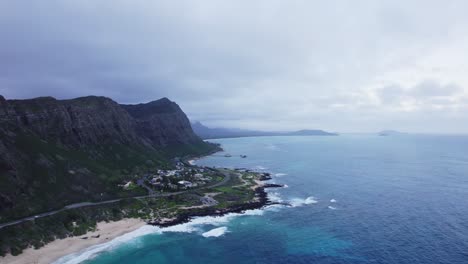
0,132,217,223
0,169,263,256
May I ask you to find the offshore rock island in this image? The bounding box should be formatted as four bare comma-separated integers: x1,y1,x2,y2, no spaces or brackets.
0,95,282,260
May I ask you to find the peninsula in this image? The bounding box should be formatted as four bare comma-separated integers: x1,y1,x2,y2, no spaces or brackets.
0,96,282,262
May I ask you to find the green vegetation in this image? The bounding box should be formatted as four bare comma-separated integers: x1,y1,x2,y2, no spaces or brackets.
0,132,217,223
162,141,221,158
209,171,258,208
0,169,266,257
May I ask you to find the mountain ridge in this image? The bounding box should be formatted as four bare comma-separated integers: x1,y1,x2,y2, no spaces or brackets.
192,121,338,139
0,95,217,222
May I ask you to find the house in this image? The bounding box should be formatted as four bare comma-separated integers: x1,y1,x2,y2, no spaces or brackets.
123,181,133,189
177,180,193,188
150,176,163,185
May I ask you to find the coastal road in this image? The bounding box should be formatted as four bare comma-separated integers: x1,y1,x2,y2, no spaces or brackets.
0,170,232,230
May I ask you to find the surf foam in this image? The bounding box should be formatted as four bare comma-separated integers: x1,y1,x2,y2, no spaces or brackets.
54,209,266,264
290,196,318,207
53,225,160,264
202,227,228,237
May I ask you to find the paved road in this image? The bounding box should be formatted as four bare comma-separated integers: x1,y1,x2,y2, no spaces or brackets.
0,170,232,230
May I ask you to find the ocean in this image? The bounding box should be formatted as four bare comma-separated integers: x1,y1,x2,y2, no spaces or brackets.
56,135,468,264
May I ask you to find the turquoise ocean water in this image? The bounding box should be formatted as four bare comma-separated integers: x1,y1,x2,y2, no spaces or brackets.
56,135,468,264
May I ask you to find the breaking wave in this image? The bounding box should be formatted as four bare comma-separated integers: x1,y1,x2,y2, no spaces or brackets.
274,173,287,177
290,196,318,207
53,225,160,264
202,227,228,237
54,209,266,264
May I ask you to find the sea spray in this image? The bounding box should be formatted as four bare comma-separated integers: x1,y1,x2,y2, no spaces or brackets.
290,196,318,207
274,173,288,177
202,227,228,237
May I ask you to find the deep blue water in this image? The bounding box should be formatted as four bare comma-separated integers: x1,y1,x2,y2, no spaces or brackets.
60,135,468,264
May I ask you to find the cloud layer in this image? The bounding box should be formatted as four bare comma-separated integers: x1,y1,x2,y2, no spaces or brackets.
1,0,468,133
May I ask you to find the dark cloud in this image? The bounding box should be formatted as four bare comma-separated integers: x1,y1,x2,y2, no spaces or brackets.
1,1,468,133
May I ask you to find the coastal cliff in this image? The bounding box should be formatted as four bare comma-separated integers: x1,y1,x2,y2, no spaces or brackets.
122,98,200,146
0,95,217,223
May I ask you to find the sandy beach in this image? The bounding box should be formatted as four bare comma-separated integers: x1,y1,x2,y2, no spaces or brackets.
1,218,146,264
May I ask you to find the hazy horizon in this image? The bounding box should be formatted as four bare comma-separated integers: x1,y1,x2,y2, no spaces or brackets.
2,1,468,133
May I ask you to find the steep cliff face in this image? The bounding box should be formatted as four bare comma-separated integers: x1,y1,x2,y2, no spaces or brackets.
0,95,214,222
0,96,142,148
121,98,200,146
0,96,203,149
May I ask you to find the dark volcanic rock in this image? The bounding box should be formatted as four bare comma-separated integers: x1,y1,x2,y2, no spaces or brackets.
149,184,283,228
121,98,200,146
0,96,141,147
0,96,203,149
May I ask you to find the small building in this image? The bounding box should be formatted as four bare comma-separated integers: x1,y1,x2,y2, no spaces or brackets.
123,181,133,189
150,176,163,185
177,180,193,188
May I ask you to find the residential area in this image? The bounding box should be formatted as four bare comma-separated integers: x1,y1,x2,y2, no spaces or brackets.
120,160,222,193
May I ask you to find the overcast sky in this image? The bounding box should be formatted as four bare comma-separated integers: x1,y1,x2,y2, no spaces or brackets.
1,1,468,133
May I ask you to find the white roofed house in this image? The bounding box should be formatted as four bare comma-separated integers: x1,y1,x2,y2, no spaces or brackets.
177,180,193,188
150,175,163,185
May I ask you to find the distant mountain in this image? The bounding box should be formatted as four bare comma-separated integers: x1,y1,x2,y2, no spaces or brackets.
378,130,406,136
192,121,338,139
285,129,338,136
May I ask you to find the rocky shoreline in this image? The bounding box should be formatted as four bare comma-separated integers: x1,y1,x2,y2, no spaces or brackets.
149,177,284,228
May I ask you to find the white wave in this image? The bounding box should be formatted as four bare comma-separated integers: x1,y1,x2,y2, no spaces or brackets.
305,197,318,204
263,204,284,212
290,196,318,207
328,206,337,210
283,184,289,188
53,225,160,264
242,208,265,216
202,226,228,237
274,173,287,177
188,159,195,165
267,191,284,203
55,209,266,264
330,199,337,203
254,165,267,170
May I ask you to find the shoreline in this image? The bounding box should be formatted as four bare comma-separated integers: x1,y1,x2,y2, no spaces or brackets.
1,218,146,264
149,180,283,227
1,155,284,264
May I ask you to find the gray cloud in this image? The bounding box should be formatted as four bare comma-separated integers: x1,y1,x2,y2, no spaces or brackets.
1,0,468,133
411,80,462,97
376,80,463,106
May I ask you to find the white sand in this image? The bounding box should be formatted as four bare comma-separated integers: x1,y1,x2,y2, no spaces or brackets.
1,218,146,264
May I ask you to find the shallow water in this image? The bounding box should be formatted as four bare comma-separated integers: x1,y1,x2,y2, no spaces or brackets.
61,135,468,264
